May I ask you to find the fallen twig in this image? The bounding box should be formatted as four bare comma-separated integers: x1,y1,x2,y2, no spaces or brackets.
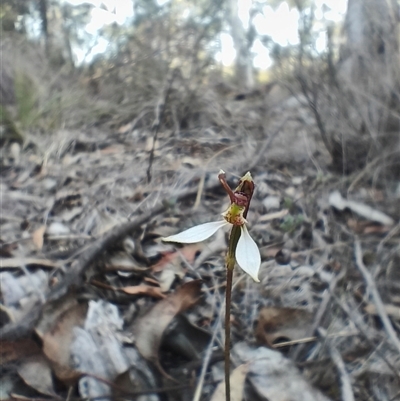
332,294,400,382
354,239,400,354
247,117,290,172
192,297,224,401
292,266,346,361
147,68,179,183
319,327,355,401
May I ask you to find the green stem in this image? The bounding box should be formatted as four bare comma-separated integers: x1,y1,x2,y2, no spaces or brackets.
224,225,241,401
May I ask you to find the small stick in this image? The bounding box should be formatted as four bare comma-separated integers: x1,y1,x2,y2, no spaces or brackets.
354,239,400,354
319,328,355,401
293,266,347,360
247,118,289,172
332,294,400,382
147,69,178,183
192,296,224,401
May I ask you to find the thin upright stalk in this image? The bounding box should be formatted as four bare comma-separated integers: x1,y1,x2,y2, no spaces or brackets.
224,225,241,401
225,268,233,401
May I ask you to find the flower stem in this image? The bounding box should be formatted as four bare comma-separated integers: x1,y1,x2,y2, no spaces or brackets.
224,225,241,401
225,267,233,401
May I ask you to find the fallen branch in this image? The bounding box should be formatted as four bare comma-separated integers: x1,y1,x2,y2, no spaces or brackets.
0,184,204,340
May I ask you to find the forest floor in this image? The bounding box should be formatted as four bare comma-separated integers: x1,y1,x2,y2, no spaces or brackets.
1,56,400,401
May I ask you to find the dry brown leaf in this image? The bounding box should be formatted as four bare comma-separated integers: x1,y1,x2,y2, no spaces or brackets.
42,302,88,382
100,145,124,155
117,122,133,134
106,252,147,272
210,364,249,401
35,295,80,338
255,307,313,347
346,218,391,235
152,244,202,273
151,251,176,272
121,285,166,299
0,339,41,364
260,245,282,259
362,224,391,235
0,241,18,258
32,225,46,250
18,355,56,396
178,244,203,262
143,277,160,286
134,280,202,365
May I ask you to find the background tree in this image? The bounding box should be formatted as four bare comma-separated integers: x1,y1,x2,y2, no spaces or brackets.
227,0,254,90
339,0,400,135
2,0,399,174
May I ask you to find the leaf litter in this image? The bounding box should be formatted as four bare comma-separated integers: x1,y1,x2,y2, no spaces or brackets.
134,280,202,371
1,63,400,401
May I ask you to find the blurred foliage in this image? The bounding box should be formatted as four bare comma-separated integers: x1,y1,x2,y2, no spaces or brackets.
1,0,398,177
267,0,313,9
279,214,305,233
0,0,30,32
0,104,24,145
0,4,17,32
5,0,342,86
14,71,38,129
283,197,295,211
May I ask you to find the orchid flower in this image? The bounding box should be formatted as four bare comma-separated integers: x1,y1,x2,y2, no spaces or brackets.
162,170,261,282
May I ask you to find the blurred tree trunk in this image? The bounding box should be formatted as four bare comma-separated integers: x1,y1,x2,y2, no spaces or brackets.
45,2,74,68
227,0,254,90
339,0,400,137
60,4,74,67
38,0,49,52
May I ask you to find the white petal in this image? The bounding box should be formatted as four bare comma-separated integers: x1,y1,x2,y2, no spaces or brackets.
162,220,229,244
235,225,261,282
